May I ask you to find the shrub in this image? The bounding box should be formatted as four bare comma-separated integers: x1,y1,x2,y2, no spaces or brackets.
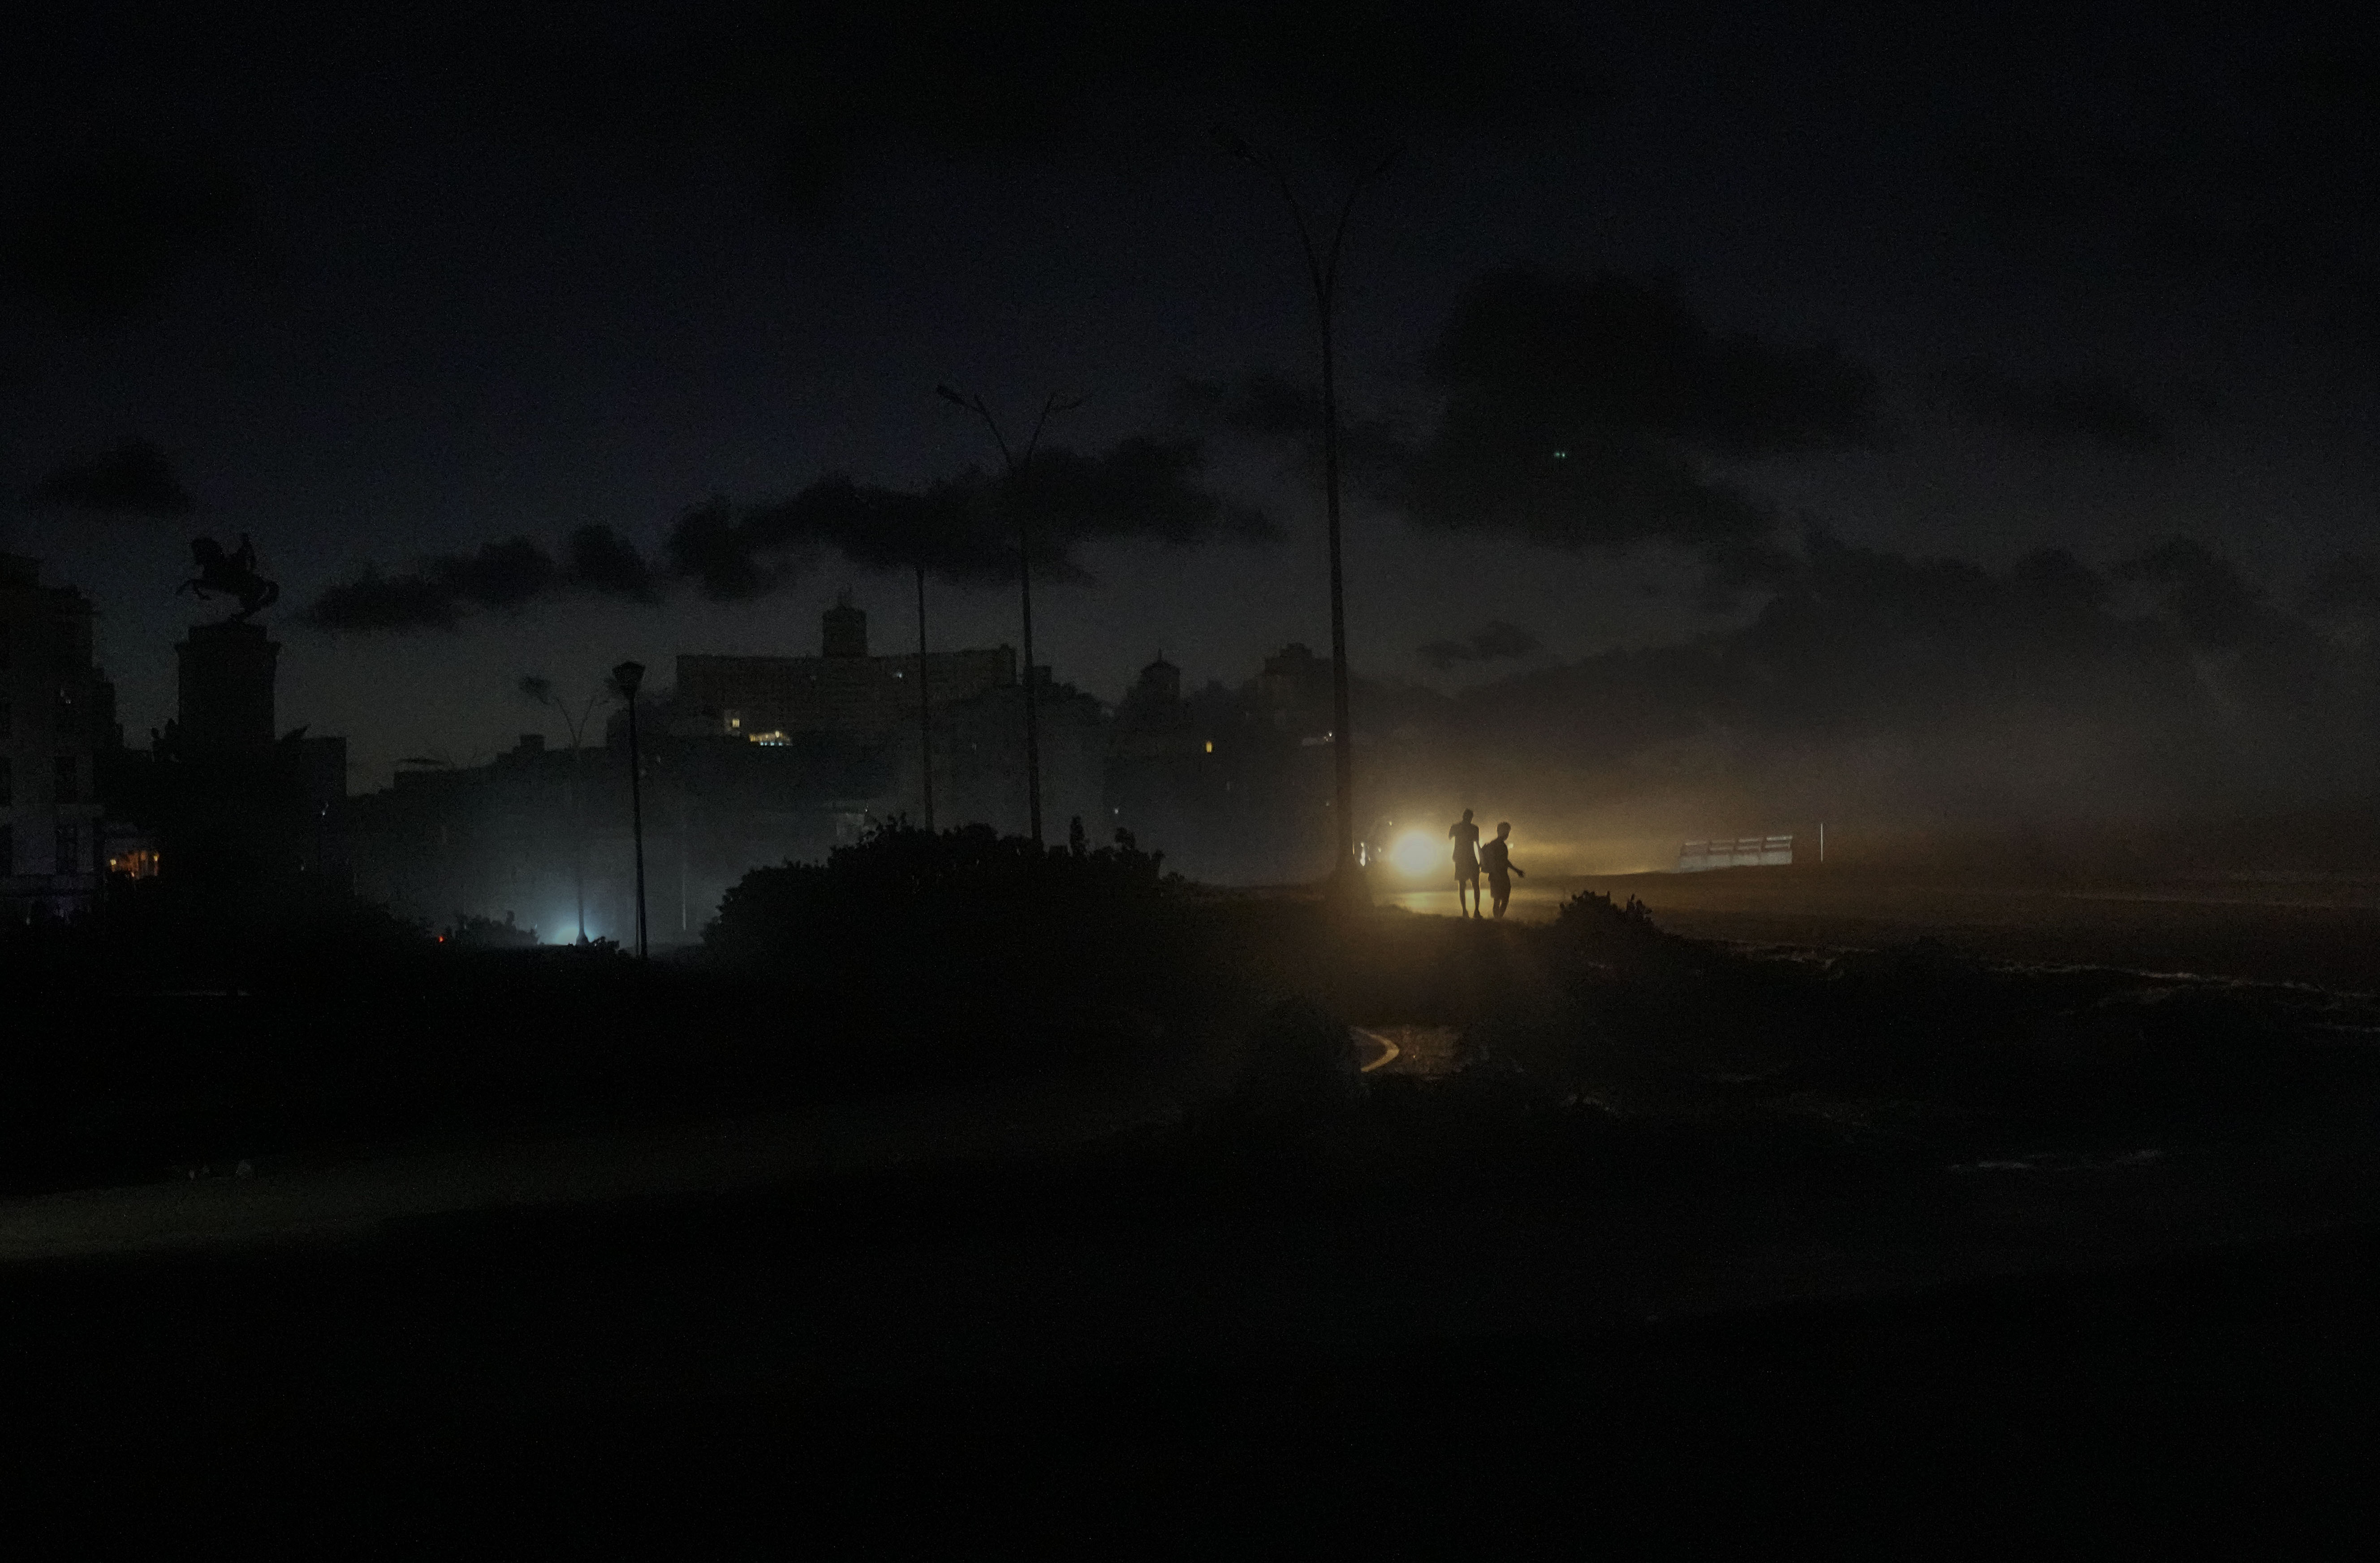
704,820,1183,982
448,910,539,949
1229,997,1367,1121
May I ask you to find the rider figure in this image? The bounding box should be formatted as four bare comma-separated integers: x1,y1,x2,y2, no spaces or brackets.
180,534,280,620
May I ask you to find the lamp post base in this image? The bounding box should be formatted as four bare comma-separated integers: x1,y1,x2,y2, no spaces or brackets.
1323,858,1374,914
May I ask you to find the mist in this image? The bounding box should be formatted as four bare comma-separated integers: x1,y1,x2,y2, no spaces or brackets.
1328,530,2380,879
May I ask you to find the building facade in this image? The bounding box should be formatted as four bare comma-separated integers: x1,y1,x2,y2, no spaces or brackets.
673,594,1015,744
1098,645,1353,883
349,597,1126,939
0,554,119,920
345,729,896,944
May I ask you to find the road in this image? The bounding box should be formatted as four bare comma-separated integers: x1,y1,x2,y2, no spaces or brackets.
1388,867,2380,988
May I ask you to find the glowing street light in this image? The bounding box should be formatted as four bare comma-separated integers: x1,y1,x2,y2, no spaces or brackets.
519,674,601,942
1390,828,1440,880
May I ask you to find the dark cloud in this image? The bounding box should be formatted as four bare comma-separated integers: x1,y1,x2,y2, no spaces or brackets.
663,498,772,602
1184,272,1876,610
305,528,660,631
1177,372,1316,439
1395,269,1875,597
1175,371,1412,488
566,523,662,601
1426,532,2369,842
1424,268,1880,459
305,569,466,633
313,435,1267,628
26,439,194,517
2113,539,2334,692
2,145,243,325
1181,272,1878,594
1419,619,1541,671
670,437,1274,601
1954,363,2167,449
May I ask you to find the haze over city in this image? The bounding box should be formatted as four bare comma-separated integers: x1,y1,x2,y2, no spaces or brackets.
9,1,2378,872
7,2,2380,1546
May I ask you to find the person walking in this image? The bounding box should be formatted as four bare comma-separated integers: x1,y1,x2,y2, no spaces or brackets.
1449,808,1483,918
1482,820,1526,919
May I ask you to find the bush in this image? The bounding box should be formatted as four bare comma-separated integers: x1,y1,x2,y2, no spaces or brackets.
705,820,1180,976
448,910,539,949
1228,998,1367,1121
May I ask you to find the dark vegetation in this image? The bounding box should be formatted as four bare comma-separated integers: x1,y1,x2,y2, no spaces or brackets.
1,824,1213,1194
12,834,2380,1537
9,824,2376,1200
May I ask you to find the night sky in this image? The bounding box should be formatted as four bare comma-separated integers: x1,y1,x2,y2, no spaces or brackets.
5,3,2376,799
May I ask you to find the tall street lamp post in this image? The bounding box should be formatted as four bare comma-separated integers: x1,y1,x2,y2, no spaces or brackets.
914,562,935,833
1217,130,1399,893
935,383,1082,848
612,660,648,960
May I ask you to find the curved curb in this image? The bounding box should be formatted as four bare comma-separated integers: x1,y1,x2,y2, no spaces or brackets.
1351,1027,1401,1074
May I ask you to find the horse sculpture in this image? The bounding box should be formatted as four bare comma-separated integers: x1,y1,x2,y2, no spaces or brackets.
179,535,279,621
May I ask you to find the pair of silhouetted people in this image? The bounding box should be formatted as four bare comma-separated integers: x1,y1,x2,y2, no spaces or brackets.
1448,808,1525,919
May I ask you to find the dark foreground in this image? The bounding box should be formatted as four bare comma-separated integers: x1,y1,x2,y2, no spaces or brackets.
12,846,2380,1545
7,1130,2379,1549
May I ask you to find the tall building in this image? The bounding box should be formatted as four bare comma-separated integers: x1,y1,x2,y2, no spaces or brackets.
673,595,1015,743
0,554,119,920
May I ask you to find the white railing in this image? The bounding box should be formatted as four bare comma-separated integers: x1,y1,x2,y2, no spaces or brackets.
1676,835,1793,871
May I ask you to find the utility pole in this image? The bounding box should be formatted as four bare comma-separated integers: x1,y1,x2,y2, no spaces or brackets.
1217,130,1399,894
612,660,648,959
936,383,1082,847
915,562,935,832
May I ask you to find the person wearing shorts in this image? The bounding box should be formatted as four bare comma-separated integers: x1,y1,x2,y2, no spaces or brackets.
1481,821,1526,919
1449,809,1483,918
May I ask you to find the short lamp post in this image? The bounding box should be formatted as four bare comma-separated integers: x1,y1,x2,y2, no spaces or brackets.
613,660,649,960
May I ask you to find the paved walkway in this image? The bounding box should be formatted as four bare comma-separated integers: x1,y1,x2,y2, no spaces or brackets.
0,1041,1241,1265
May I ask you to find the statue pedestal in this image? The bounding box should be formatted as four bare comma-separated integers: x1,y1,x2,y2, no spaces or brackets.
177,620,279,755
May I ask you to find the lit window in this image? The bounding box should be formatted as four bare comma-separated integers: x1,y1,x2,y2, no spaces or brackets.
1203,740,1213,753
